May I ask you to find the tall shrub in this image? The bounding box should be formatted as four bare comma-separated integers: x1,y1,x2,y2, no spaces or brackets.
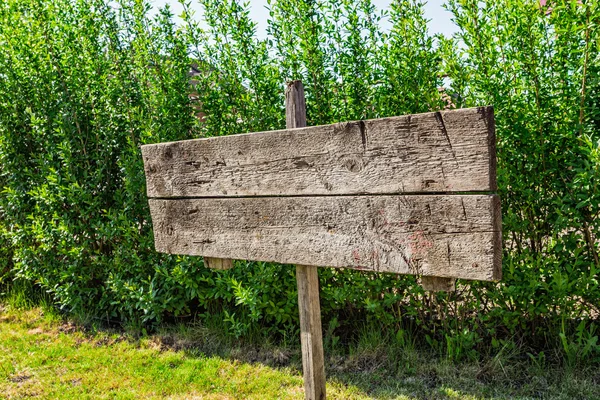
442,0,600,348
0,0,207,322
0,0,598,362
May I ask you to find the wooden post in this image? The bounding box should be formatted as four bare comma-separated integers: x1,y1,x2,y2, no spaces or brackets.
204,257,233,270
296,264,326,400
421,276,456,292
286,80,326,400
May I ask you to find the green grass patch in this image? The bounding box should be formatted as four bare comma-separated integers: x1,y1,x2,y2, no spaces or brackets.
0,306,303,399
1,304,599,399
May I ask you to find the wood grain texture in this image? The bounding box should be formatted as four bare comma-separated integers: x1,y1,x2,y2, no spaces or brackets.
142,107,496,198
286,80,307,129
204,257,233,270
148,194,502,281
297,264,326,400
421,276,456,292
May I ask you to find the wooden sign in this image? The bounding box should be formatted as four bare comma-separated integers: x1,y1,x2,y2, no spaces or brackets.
141,81,501,399
142,108,501,282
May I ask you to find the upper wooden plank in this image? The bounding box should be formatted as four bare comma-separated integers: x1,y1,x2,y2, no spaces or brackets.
142,107,496,198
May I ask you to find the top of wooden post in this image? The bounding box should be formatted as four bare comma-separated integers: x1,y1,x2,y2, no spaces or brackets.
286,80,307,129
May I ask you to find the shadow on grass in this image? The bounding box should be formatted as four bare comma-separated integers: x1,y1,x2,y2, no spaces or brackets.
3,301,599,400
134,320,600,400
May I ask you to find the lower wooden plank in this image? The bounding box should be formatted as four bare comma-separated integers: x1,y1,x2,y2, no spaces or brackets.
148,194,501,281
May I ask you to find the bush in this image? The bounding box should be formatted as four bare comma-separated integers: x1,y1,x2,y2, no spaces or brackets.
0,0,598,363
0,0,204,323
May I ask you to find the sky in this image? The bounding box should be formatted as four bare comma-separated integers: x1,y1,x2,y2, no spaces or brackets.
150,0,458,38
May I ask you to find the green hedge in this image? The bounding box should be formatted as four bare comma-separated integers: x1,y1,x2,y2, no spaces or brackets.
0,0,598,362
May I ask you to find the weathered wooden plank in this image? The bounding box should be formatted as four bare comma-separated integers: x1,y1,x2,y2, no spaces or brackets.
142,107,496,198
148,194,502,281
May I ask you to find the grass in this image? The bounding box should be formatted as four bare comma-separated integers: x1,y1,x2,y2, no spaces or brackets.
0,305,307,399
1,302,599,399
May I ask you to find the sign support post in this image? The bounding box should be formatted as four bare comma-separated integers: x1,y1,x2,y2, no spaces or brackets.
286,80,326,400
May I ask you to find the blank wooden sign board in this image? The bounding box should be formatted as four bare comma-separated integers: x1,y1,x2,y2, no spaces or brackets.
142,81,501,400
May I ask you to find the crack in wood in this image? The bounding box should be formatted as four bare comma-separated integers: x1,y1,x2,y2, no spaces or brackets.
359,120,367,151
435,111,459,166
